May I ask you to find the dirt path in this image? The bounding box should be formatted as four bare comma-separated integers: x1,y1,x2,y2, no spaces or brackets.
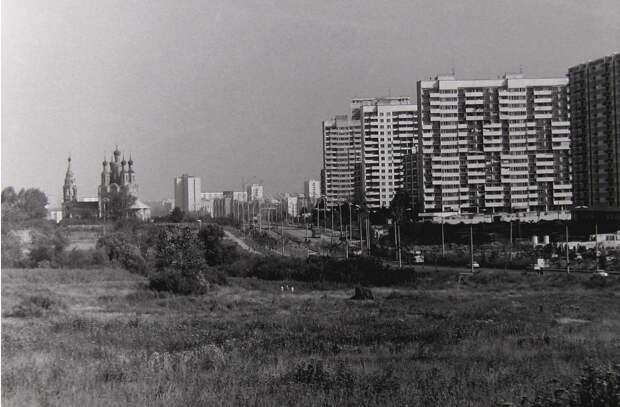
223,230,261,255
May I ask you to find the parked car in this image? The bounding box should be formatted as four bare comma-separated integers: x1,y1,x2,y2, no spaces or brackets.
596,271,609,277
467,262,480,269
526,263,543,272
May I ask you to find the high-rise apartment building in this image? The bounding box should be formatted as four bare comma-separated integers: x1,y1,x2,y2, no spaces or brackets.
322,115,361,206
353,97,418,208
304,179,321,199
402,147,419,212
174,174,201,212
569,53,620,208
247,184,264,201
417,74,572,214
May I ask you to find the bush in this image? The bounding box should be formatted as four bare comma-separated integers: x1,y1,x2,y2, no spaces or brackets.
59,248,110,268
246,256,416,286
583,274,619,289
24,227,68,267
148,227,227,294
197,224,238,265
97,232,147,275
148,267,210,295
527,364,619,407
6,294,66,318
1,232,25,267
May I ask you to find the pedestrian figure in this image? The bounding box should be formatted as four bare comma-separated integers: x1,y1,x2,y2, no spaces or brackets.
291,286,294,294
280,285,284,292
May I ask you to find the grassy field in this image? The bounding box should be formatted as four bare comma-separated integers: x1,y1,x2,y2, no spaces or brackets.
2,267,619,406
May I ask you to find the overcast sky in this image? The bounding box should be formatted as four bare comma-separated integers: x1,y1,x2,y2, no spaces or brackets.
2,0,619,205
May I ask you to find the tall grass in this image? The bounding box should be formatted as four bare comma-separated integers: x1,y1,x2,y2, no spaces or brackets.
2,267,619,406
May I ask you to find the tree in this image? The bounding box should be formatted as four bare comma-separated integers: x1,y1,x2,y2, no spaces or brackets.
2,187,17,205
169,206,185,223
149,227,210,294
17,188,48,219
196,223,237,266
106,188,136,221
390,189,411,224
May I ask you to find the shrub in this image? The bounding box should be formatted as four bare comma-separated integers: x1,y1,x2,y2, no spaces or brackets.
527,364,619,407
6,294,66,318
60,248,110,268
197,223,238,265
148,227,227,294
583,274,619,289
148,267,210,295
246,256,416,286
220,254,258,277
97,232,147,275
1,232,24,267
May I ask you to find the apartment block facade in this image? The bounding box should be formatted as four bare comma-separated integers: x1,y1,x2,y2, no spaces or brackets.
304,179,321,199
322,115,361,206
174,174,201,212
353,97,418,208
417,74,572,214
246,184,264,201
402,147,419,212
569,53,620,208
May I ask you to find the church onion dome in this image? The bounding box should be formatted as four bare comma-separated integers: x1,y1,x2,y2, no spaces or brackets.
113,146,121,157
128,155,133,166
121,158,127,166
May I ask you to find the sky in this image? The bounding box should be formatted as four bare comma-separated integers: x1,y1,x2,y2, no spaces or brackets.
2,0,619,205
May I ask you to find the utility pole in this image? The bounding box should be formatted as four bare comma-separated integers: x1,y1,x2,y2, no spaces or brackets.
565,222,570,273
367,217,371,255
441,216,445,257
330,201,334,245
349,203,353,251
509,219,513,264
397,222,402,268
394,221,398,261
359,213,363,255
595,223,599,273
470,224,474,273
338,204,343,239
323,199,328,240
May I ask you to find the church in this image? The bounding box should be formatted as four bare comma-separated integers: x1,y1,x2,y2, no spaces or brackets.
62,146,151,221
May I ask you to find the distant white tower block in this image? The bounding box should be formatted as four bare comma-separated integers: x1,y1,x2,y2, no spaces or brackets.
174,174,201,212
304,179,321,199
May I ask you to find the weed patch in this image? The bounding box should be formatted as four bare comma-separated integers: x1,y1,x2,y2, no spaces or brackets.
5,293,66,318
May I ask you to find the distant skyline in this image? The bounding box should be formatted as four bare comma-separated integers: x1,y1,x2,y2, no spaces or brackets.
2,0,619,205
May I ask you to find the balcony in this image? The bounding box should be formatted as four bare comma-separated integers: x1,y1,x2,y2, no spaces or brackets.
533,89,553,96
465,91,484,97
534,113,552,119
536,176,555,182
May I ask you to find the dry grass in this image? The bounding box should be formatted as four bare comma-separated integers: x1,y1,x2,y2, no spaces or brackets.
2,267,619,406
